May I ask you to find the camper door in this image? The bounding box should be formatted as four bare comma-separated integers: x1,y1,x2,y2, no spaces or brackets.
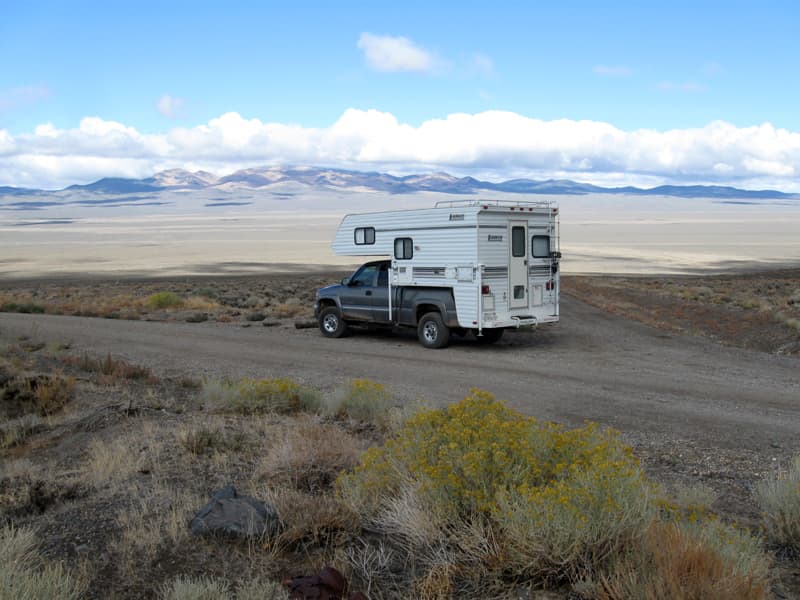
509,221,528,308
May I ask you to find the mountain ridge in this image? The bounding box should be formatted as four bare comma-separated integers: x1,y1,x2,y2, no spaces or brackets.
3,166,797,200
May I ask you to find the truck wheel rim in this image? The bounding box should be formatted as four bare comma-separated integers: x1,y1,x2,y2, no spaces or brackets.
323,314,338,332
423,322,438,342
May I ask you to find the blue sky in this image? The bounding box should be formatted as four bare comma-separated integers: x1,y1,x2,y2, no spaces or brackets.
1,0,799,189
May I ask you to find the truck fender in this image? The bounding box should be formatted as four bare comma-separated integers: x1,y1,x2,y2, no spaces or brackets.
413,298,457,328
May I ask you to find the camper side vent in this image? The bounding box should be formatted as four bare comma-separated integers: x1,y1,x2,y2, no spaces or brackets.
413,266,446,279
483,266,508,280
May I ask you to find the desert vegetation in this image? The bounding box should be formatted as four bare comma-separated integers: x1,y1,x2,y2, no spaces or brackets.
565,269,800,355
0,272,329,324
1,267,799,598
2,326,796,599
756,456,800,557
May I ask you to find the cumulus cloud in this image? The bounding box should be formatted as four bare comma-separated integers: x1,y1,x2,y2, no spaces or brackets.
593,65,633,77
157,94,185,118
1,110,800,191
357,33,436,73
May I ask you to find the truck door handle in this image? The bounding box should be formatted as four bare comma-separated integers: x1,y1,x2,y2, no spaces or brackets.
365,290,372,296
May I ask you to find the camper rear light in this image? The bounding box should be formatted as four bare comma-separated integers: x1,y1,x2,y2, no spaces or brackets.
481,285,491,295
546,280,554,291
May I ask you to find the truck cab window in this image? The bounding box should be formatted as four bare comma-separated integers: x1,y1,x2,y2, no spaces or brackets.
377,263,389,286
351,264,378,286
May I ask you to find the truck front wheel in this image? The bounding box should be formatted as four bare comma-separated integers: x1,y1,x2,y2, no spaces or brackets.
319,306,349,338
417,312,450,349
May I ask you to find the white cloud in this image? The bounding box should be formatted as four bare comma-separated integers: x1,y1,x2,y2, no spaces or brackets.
357,33,435,73
2,110,800,192
157,94,185,118
593,65,633,77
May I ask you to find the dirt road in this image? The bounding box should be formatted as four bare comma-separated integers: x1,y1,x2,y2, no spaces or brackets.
2,295,798,455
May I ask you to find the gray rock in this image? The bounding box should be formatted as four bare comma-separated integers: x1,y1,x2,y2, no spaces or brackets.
262,319,281,327
245,312,266,322
190,485,282,539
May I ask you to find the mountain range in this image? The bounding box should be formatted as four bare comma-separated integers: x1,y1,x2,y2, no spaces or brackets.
2,166,797,200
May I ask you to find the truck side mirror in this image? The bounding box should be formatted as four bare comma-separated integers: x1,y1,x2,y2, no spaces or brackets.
341,277,351,285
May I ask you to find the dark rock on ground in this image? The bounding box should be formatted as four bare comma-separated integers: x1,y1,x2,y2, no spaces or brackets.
189,485,282,539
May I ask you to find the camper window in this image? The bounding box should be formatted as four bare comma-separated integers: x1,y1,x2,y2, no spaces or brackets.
532,235,550,258
512,227,526,257
354,227,375,245
394,237,413,260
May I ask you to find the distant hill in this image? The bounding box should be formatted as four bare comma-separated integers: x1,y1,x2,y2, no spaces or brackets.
2,166,797,200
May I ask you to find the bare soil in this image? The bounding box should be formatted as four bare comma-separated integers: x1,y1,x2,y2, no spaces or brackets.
1,270,799,598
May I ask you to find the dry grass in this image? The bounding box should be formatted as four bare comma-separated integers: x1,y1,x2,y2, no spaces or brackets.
177,419,248,455
598,520,769,600
115,483,205,579
83,423,165,487
324,378,394,425
756,455,800,554
263,487,358,549
0,525,87,600
270,297,309,318
256,415,363,493
159,575,289,600
1,413,45,449
31,372,76,415
63,352,157,383
202,378,321,415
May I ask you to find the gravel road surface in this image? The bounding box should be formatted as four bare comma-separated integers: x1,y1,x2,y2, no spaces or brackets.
2,295,797,455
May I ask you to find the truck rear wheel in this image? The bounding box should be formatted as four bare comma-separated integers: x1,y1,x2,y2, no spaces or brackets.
418,312,450,349
319,306,349,338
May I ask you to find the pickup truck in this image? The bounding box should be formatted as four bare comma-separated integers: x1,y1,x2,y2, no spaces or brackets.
314,260,504,348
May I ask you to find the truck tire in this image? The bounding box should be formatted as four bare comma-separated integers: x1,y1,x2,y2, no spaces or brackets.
417,312,450,349
475,328,504,344
319,306,349,338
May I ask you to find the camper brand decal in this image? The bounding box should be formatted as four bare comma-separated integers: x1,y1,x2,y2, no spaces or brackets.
449,213,465,221
487,234,504,242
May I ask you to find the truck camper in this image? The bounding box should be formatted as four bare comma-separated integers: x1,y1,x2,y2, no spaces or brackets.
314,199,561,348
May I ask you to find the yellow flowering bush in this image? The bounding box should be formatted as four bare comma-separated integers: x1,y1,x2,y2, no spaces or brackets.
339,389,646,513
338,390,654,582
337,390,770,596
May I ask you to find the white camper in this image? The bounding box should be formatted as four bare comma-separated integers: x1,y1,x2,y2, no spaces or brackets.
320,199,560,346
